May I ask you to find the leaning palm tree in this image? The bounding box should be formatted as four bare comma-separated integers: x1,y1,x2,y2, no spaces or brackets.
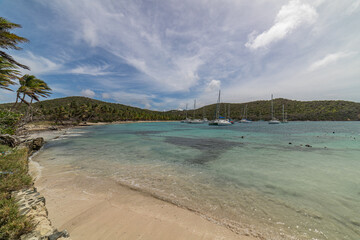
14,75,52,118
0,57,20,91
0,17,29,70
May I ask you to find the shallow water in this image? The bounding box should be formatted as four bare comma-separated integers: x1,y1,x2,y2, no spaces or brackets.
34,122,360,239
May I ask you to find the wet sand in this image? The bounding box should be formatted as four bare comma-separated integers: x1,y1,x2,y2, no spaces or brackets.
29,162,257,240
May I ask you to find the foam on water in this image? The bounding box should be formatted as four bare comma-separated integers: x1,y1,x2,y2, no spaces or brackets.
33,122,360,239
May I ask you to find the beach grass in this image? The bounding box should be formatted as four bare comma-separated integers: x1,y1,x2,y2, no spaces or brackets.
0,145,34,240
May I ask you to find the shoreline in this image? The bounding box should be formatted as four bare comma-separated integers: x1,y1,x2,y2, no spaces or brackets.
29,126,259,240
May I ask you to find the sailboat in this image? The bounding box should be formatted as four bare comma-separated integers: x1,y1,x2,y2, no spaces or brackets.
209,90,231,126
282,104,288,123
188,99,205,124
269,94,280,124
239,104,252,123
181,103,191,123
226,104,234,124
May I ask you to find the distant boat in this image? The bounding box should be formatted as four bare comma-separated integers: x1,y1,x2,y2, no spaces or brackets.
269,94,280,124
282,104,288,123
239,104,252,123
181,103,191,123
209,90,231,126
226,104,234,124
188,99,205,124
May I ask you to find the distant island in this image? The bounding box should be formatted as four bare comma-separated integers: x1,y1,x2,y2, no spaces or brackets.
1,96,360,124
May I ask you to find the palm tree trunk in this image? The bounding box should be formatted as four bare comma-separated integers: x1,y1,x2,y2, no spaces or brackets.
12,92,19,110
29,97,34,121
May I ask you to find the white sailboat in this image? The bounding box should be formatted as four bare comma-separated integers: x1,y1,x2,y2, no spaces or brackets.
209,90,231,126
282,104,288,123
181,103,191,123
240,104,252,123
188,99,205,124
269,94,280,124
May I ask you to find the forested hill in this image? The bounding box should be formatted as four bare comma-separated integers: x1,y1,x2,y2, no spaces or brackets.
0,96,183,122
1,96,360,122
196,98,360,121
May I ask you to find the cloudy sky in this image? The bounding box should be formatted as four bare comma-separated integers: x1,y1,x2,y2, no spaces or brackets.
0,0,359,110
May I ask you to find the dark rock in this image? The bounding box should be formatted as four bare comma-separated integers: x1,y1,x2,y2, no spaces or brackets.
0,134,20,147
29,137,44,151
289,142,292,145
305,144,312,148
241,136,245,139
49,126,58,131
48,230,70,240
19,207,31,216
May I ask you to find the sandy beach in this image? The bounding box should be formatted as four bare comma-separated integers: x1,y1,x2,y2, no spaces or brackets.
28,127,258,240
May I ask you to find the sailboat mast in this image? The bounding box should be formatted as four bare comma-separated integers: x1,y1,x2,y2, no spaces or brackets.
193,99,196,118
271,94,274,120
245,104,248,119
282,104,285,122
216,90,221,119
185,103,188,118
228,104,230,119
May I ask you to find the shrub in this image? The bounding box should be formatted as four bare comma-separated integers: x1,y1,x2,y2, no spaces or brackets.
0,111,22,135
0,146,34,239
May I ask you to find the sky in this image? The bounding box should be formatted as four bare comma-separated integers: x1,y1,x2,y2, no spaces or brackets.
0,0,359,110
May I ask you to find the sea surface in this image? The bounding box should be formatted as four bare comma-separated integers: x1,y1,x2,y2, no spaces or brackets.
34,122,360,239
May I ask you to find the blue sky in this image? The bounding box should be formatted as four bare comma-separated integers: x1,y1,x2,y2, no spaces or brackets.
0,0,359,110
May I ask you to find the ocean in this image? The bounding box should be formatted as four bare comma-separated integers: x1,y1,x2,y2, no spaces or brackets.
34,122,360,239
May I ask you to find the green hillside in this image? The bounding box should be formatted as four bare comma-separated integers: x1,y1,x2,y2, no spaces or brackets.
192,99,360,121
0,96,183,123
1,97,360,122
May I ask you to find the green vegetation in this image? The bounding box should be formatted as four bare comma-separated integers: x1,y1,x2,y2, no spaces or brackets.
0,146,34,240
0,17,29,92
1,96,183,123
2,96,359,123
0,17,29,70
13,75,52,108
0,57,20,91
191,98,360,121
0,110,22,135
1,16,52,129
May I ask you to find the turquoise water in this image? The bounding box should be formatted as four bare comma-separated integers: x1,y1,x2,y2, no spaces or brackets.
35,122,360,239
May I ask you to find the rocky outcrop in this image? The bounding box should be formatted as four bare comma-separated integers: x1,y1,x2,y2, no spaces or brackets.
28,137,45,152
11,137,72,240
0,134,21,147
20,137,45,155
12,187,71,240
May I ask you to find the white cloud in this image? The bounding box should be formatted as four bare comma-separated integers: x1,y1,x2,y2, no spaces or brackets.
245,0,318,50
81,89,96,98
70,64,112,76
309,51,356,71
101,93,110,99
205,80,221,92
12,51,62,75
0,89,15,103
16,0,360,106
346,0,360,15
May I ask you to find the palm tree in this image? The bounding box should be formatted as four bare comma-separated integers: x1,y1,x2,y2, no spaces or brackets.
14,75,52,110
0,57,19,91
0,17,29,70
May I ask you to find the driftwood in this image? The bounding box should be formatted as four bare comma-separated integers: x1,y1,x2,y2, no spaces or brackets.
0,134,21,148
